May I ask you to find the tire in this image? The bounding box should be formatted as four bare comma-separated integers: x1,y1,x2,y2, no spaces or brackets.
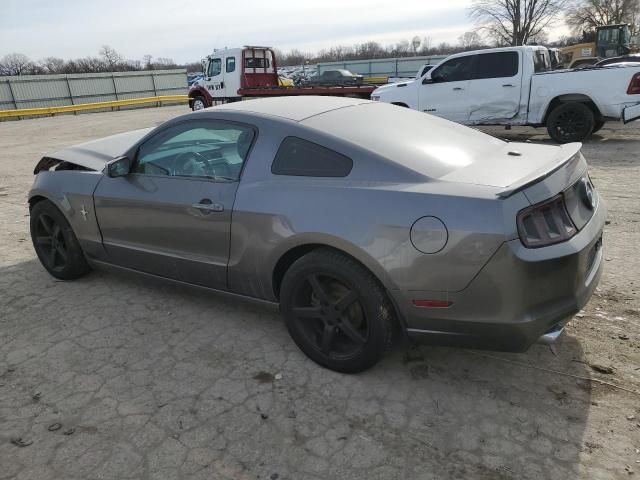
191,96,206,111
280,248,394,373
30,200,90,280
592,119,605,134
546,102,595,143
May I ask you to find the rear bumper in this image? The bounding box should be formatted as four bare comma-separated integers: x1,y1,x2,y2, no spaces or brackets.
622,102,640,124
395,196,606,352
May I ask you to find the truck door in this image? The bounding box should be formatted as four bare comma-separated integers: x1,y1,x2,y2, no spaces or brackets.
466,51,523,123
204,56,224,100
223,54,240,99
419,55,474,122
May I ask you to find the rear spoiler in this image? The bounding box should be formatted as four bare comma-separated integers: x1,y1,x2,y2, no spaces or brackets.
497,143,582,198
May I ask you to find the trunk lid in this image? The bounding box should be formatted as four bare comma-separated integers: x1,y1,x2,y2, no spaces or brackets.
439,142,583,192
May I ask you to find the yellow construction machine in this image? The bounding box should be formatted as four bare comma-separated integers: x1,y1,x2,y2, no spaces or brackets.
560,24,638,68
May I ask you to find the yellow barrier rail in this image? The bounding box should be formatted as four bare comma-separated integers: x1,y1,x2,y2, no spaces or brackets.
363,76,389,85
0,95,189,119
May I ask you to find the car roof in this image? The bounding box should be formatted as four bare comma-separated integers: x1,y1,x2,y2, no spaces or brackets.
203,96,370,122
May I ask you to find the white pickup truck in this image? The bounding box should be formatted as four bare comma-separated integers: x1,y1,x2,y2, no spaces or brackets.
371,45,640,142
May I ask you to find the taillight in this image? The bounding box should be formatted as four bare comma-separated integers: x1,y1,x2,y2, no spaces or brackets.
627,73,640,94
517,194,577,248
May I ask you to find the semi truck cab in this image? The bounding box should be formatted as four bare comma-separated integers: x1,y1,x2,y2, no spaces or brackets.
200,46,278,102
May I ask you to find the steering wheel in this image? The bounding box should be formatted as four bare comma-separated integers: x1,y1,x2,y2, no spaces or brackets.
172,151,210,177
206,160,233,179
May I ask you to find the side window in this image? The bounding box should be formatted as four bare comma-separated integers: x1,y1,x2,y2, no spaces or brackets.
226,57,235,73
207,58,221,77
533,51,546,72
271,137,353,177
133,120,255,180
431,56,475,83
472,52,519,79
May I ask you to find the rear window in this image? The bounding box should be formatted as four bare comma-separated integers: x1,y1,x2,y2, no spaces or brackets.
472,52,519,79
245,57,270,69
271,137,353,177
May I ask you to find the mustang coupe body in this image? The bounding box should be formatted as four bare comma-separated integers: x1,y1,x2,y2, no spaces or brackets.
28,96,606,372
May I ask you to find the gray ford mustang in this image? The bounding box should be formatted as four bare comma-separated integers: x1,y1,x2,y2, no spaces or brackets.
28,96,606,373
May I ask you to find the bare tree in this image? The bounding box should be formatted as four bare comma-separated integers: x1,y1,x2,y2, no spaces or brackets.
354,41,386,59
458,31,483,48
0,53,34,75
395,40,411,56
154,57,177,68
470,0,568,46
142,54,154,70
99,45,123,69
39,57,66,74
76,56,109,73
565,0,640,34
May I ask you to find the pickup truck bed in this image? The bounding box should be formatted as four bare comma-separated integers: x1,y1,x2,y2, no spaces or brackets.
529,65,640,124
237,85,375,97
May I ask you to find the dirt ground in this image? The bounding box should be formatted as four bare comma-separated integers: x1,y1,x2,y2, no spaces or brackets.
0,106,639,480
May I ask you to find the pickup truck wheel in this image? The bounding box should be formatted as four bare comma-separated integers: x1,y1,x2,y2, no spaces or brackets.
546,102,595,143
191,96,206,111
280,249,394,373
592,119,605,134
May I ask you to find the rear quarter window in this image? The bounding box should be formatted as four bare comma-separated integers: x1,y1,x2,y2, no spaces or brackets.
271,137,353,177
473,51,519,79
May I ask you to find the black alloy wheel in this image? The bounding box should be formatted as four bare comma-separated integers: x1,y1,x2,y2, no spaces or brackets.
30,200,90,280
546,102,595,143
34,212,69,273
280,249,394,373
291,273,369,359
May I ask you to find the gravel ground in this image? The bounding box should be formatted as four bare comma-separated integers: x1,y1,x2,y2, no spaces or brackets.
0,106,639,480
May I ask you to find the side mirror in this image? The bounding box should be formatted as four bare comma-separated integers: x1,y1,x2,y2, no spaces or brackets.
422,75,434,85
105,156,131,178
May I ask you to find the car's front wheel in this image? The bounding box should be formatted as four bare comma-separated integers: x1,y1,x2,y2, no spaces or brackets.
191,96,206,111
280,249,394,373
30,200,90,280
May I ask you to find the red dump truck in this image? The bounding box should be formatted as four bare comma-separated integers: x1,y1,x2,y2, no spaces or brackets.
188,46,376,110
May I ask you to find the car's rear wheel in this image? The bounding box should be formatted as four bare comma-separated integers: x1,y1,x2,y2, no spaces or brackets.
280,249,393,373
546,102,595,143
30,200,90,280
191,96,206,111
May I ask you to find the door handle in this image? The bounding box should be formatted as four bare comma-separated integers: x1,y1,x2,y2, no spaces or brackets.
452,87,464,91
502,84,515,87
192,199,224,213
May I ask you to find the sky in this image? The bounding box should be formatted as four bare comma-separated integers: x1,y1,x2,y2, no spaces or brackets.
0,0,568,63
